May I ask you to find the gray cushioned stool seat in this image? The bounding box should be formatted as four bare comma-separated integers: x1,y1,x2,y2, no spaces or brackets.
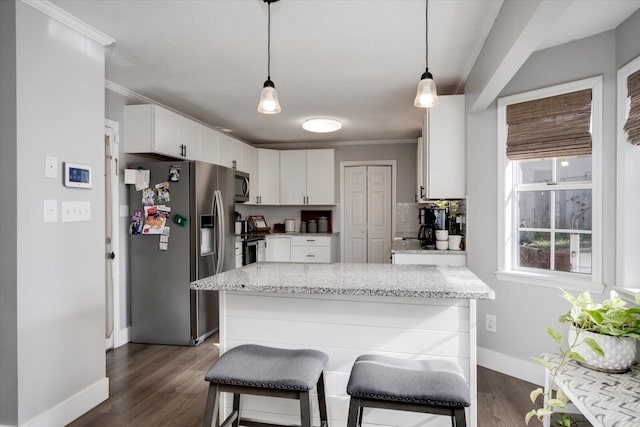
206,344,328,391
203,344,329,427
345,354,469,427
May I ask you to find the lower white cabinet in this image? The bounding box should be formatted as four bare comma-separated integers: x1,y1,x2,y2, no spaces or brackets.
291,236,334,263
257,240,266,262
265,235,336,263
235,240,243,268
265,236,291,262
392,253,466,266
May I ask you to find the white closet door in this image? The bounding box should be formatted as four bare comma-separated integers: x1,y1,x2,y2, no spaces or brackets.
344,166,367,263
344,166,392,263
367,166,392,264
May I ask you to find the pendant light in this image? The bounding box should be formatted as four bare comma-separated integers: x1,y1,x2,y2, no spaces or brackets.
258,0,281,114
414,0,439,108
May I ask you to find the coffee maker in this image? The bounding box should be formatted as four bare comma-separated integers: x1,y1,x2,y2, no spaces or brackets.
418,206,448,248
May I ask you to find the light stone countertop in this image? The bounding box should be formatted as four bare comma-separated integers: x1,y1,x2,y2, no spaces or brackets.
391,238,467,255
191,262,494,299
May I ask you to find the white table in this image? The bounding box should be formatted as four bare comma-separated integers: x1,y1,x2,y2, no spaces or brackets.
543,353,640,426
192,262,494,427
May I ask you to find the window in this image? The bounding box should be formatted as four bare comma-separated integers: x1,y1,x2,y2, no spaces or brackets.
497,77,603,290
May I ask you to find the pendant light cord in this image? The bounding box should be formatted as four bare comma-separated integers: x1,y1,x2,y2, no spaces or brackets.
267,1,271,80
425,0,428,71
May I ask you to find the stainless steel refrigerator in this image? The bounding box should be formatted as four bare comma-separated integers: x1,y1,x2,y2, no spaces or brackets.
128,160,235,345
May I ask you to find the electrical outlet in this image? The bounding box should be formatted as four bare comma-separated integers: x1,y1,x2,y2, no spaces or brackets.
485,314,497,333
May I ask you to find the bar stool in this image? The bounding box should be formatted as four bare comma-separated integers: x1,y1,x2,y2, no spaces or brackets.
346,354,470,427
203,344,329,427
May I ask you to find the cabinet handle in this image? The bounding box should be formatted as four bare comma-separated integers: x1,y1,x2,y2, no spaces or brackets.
420,185,425,199
306,240,315,242
232,160,237,169
306,254,315,257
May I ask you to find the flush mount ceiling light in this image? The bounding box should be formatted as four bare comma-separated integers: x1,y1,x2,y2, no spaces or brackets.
302,118,342,133
258,0,281,114
414,0,439,108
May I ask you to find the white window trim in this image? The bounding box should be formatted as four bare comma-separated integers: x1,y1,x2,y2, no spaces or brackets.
616,55,640,300
496,76,604,293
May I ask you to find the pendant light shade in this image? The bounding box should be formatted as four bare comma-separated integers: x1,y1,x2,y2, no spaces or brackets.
258,79,281,114
258,0,281,114
414,0,438,108
414,69,439,108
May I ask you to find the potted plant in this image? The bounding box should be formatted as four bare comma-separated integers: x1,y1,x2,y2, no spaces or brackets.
526,289,640,426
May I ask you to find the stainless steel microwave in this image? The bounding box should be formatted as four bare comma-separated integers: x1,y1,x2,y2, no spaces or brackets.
234,171,249,202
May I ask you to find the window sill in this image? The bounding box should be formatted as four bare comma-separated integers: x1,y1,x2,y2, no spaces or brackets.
616,288,640,306
494,270,605,293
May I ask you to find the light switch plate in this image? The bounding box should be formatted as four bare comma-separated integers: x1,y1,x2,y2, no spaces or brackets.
44,200,58,223
120,204,130,217
61,201,91,222
45,156,58,179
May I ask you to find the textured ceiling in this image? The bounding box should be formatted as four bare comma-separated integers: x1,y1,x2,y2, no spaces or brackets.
51,0,640,147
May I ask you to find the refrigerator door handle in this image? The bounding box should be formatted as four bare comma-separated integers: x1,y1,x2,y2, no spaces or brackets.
214,190,225,274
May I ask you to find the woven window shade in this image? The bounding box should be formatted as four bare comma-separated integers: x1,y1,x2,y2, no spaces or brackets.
506,89,592,160
624,69,640,145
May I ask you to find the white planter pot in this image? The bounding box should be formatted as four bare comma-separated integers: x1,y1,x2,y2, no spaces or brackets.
568,327,636,373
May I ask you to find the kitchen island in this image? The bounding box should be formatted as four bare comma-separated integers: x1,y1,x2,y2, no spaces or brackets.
192,262,494,427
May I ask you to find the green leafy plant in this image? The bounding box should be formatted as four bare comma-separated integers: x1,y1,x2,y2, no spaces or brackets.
525,290,640,426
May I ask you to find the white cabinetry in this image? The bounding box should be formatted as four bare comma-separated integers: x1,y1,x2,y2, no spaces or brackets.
265,236,291,262
392,252,466,266
235,240,243,269
125,104,201,160
218,133,234,169
280,149,335,205
257,240,266,262
252,148,280,205
417,95,466,200
200,126,220,165
290,235,334,263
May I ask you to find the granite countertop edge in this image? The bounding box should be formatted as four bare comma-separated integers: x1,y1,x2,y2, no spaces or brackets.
191,263,495,300
392,249,468,255
191,283,491,299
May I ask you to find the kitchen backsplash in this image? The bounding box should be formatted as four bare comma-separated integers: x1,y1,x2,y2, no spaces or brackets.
236,205,339,233
237,200,466,238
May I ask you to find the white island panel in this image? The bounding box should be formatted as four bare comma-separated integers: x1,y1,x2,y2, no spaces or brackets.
219,292,475,427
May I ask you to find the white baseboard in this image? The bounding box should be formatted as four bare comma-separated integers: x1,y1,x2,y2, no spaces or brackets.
477,346,545,386
114,326,130,348
23,377,108,427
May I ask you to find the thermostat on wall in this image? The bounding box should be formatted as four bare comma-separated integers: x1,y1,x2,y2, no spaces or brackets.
64,162,92,188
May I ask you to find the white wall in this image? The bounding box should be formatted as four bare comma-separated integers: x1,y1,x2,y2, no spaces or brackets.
466,28,619,378
0,2,108,425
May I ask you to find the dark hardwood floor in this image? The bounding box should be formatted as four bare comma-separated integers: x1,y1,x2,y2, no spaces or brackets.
69,335,589,426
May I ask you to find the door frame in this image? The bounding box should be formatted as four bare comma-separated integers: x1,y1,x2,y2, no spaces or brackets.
339,160,396,262
105,118,120,349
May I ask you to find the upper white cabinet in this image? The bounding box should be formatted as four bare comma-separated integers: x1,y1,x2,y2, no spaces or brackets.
125,104,201,160
218,133,234,169
280,149,335,205
252,148,280,205
418,95,466,200
200,126,220,165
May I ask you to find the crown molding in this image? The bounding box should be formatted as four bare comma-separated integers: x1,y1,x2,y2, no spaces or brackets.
105,80,153,104
22,0,115,46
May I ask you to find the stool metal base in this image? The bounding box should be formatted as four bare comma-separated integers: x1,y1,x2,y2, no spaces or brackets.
346,396,466,427
204,373,329,427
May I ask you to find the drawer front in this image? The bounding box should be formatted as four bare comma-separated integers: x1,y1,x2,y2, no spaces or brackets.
291,235,332,246
291,245,331,263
